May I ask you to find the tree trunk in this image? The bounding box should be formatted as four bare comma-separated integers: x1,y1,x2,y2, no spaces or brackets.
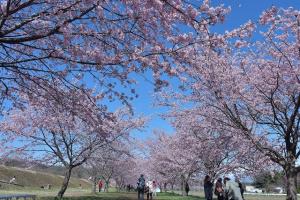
57,167,73,199
286,169,298,200
92,176,97,194
105,180,109,192
181,176,188,196
164,182,167,192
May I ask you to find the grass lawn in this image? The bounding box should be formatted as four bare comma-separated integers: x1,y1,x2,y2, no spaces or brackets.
243,194,286,200
0,165,90,189
37,192,203,200
0,188,288,200
38,192,287,200
156,192,203,200
0,188,92,197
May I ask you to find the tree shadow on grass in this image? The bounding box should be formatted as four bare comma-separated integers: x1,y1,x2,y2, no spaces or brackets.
40,197,131,200
157,192,206,200
39,192,207,200
39,192,136,200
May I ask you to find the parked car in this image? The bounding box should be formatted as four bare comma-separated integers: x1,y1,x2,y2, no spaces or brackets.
272,187,283,193
245,185,263,193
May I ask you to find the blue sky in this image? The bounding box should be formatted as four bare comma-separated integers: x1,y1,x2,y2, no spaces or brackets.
213,0,300,29
117,0,300,140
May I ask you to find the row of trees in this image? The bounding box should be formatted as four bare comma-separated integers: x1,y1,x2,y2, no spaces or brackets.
1,86,144,198
146,120,271,196
148,7,300,200
0,0,214,198
87,138,138,193
0,1,299,200
0,0,232,198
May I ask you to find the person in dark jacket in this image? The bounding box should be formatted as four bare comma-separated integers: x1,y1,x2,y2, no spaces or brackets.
237,180,245,200
204,175,213,200
185,182,190,196
137,174,145,200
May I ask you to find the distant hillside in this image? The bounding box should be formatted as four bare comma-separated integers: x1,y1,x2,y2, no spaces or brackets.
0,165,91,189
2,159,89,178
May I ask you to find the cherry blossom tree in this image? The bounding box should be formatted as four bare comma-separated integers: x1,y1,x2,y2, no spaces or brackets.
0,1,230,169
0,86,144,198
0,0,232,166
148,123,269,196
0,0,230,111
113,158,137,192
87,140,138,193
159,6,300,200
151,132,202,196
173,110,272,175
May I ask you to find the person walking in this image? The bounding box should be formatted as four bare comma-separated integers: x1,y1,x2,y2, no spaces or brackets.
223,177,243,200
215,178,224,200
98,180,103,192
204,175,213,200
153,181,157,197
137,174,145,200
237,180,245,200
185,182,190,196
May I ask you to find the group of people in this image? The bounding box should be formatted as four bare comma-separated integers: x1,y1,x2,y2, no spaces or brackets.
126,184,134,192
136,174,245,200
204,175,245,200
137,174,157,200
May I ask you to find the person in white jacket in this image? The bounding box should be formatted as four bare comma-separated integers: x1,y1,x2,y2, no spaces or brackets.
224,177,243,200
9,176,16,184
146,180,154,200
153,181,157,197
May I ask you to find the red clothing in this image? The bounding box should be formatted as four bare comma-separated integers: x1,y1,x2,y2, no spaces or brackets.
98,181,103,188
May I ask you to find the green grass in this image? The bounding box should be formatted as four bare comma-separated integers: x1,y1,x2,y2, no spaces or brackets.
36,192,203,200
243,194,286,200
156,192,203,200
0,189,288,200
38,192,137,200
0,188,91,197
37,192,287,200
0,165,287,200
